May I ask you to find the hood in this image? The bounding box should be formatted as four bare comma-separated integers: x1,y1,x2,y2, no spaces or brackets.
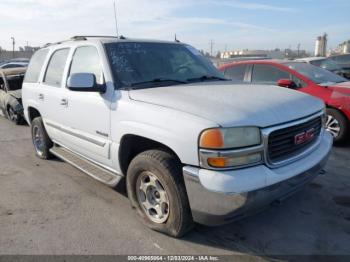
8,90,22,99
129,82,324,128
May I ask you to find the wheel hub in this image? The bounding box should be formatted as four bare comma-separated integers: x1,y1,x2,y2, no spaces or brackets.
136,171,170,224
325,115,341,138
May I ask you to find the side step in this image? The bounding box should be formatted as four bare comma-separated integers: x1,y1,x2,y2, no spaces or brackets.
50,146,122,187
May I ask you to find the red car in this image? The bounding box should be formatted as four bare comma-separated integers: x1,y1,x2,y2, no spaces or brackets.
219,60,350,144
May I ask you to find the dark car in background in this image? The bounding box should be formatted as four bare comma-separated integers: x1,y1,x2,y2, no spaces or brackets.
295,57,349,79
219,60,350,144
0,68,26,124
329,54,350,79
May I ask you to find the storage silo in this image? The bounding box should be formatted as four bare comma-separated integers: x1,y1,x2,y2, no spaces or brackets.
315,34,327,57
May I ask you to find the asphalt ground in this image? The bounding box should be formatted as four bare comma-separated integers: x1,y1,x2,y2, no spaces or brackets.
0,116,349,259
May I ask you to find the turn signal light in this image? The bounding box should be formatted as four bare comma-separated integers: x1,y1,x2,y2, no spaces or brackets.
199,129,224,149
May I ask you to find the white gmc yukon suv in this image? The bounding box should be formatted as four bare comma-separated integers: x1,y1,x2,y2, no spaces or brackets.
22,36,333,237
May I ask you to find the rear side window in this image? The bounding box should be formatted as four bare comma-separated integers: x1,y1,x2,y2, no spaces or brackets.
224,64,247,81
44,48,70,87
69,46,103,84
252,64,290,84
24,49,49,83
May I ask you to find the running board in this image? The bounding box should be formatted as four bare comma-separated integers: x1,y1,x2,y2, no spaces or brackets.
50,146,122,187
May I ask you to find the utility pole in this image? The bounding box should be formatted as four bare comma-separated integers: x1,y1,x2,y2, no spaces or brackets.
209,39,214,57
11,37,15,58
113,1,119,37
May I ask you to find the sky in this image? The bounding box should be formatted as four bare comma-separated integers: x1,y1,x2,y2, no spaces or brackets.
0,0,349,53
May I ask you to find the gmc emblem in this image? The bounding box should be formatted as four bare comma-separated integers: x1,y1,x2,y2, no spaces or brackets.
294,128,315,145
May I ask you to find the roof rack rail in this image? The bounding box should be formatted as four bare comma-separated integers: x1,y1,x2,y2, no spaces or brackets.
71,35,126,39
70,36,87,41
43,35,127,48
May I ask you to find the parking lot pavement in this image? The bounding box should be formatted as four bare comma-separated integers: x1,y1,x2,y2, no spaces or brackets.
0,116,349,258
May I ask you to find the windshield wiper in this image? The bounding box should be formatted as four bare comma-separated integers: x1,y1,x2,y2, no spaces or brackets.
187,75,228,82
130,78,187,87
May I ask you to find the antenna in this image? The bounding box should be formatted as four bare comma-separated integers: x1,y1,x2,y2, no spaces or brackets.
113,1,119,37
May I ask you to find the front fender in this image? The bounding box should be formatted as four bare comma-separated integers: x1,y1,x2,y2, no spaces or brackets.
111,99,218,167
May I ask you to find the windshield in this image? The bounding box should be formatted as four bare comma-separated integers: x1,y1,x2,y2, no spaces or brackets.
104,42,225,88
7,75,24,91
309,59,341,71
285,62,347,85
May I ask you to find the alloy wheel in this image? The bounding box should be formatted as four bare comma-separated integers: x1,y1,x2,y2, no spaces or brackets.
136,171,170,224
8,107,17,122
326,114,341,138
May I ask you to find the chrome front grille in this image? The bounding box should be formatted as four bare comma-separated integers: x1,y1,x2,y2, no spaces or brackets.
268,116,322,163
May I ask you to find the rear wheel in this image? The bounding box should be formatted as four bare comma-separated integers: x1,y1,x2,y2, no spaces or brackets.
126,149,193,237
31,117,53,159
326,108,349,145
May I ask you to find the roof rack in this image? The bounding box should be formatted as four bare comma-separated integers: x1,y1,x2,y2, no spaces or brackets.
71,35,127,40
43,35,127,48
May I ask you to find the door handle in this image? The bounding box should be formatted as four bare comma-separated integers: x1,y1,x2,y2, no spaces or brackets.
60,98,68,106
38,93,44,100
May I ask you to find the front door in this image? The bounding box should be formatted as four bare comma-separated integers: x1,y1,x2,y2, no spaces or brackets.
58,45,112,167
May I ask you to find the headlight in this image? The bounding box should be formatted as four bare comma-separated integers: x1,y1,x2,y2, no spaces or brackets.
199,127,261,149
199,127,263,169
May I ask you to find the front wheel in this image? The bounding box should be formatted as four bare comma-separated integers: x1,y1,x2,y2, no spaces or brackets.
126,150,193,237
7,106,23,125
325,108,349,145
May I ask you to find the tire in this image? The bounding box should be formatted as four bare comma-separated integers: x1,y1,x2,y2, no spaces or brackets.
31,117,53,159
7,106,23,125
326,108,349,145
126,149,194,237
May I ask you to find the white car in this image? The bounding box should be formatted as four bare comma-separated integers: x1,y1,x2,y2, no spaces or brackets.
22,36,332,237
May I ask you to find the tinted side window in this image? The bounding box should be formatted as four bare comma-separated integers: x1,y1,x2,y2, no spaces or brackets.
224,65,247,81
24,49,49,83
69,46,103,84
252,64,290,84
44,49,69,87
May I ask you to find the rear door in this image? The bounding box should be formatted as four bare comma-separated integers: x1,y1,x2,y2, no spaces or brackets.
223,64,249,82
57,45,112,167
39,48,71,143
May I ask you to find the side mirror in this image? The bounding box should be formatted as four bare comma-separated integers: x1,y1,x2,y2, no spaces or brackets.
277,79,297,89
67,73,106,93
